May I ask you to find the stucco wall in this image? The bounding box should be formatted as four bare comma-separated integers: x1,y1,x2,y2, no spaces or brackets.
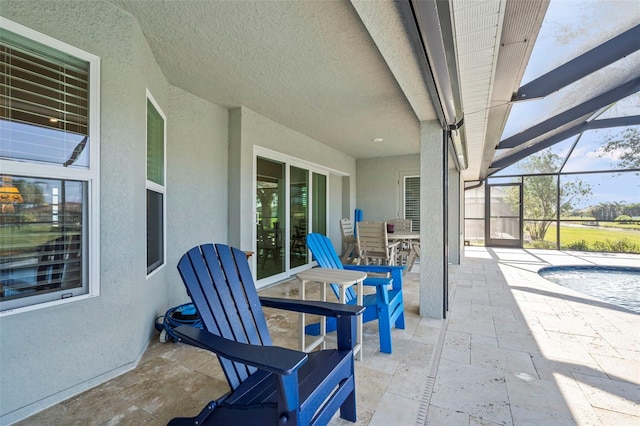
355,154,420,222
0,2,229,422
0,2,358,421
165,86,229,305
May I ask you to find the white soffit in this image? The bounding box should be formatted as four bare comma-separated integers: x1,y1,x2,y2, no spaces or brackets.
451,0,505,181
455,0,550,180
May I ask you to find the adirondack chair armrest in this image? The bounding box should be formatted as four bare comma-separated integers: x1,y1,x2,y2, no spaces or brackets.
343,264,405,291
343,264,404,274
259,296,364,317
173,325,308,376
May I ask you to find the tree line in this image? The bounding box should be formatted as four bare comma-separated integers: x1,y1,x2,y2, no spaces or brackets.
584,202,640,221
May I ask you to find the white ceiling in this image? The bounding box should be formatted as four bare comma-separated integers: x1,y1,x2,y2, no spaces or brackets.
112,0,547,181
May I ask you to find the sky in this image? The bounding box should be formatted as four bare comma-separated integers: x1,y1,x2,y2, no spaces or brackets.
494,0,640,207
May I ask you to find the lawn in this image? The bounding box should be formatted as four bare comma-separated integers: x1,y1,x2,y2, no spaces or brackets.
542,224,640,251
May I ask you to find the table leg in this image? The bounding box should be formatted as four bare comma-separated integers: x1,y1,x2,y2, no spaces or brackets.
299,279,306,352
356,279,363,361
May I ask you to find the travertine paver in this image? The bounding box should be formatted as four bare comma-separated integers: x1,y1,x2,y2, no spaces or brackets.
15,248,639,425
425,248,640,425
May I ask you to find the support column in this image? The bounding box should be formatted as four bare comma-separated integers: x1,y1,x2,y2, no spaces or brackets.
448,163,461,265
420,120,447,318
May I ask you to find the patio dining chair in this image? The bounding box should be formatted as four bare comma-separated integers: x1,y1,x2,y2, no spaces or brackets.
169,243,363,425
306,233,405,354
339,218,358,263
356,221,400,266
387,218,412,265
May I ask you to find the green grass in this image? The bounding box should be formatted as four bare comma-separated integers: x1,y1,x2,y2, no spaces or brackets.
596,222,640,231
540,224,640,252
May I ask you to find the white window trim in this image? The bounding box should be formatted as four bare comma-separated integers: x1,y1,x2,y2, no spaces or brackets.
145,89,167,278
0,18,101,317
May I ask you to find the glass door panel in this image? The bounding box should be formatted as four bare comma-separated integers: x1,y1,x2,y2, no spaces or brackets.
256,157,285,279
290,166,308,268
312,173,327,236
487,183,522,247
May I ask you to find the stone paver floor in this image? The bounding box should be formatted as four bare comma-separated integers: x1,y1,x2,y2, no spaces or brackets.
15,248,639,425
425,248,640,425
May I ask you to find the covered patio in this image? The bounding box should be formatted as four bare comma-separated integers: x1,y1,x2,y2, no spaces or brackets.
1,0,639,423
16,248,640,425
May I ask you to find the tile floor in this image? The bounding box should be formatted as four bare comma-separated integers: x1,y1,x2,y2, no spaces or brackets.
15,248,640,425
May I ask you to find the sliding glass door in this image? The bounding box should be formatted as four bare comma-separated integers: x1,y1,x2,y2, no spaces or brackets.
256,157,286,280
312,173,327,236
255,151,328,283
290,166,308,268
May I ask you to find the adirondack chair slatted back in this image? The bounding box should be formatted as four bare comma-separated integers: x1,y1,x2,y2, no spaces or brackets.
340,218,355,240
356,221,393,265
307,233,357,303
178,244,272,390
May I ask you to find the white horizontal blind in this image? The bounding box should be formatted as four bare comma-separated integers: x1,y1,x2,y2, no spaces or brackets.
404,176,420,232
0,28,90,167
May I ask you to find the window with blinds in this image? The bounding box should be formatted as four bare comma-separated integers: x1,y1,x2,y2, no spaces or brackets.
1,27,90,167
146,93,165,275
0,20,99,314
404,176,420,232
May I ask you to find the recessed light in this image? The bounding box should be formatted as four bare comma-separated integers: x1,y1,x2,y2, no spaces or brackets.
371,138,383,143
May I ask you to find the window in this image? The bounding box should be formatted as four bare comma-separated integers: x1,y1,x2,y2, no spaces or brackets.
0,19,100,314
146,93,165,275
404,176,420,231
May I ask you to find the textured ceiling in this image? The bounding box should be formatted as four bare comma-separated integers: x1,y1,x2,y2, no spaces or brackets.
111,0,435,160
111,0,546,181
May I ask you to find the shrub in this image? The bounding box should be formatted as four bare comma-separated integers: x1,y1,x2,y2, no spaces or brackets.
592,238,639,253
565,240,589,251
531,240,556,249
608,238,638,253
615,215,633,222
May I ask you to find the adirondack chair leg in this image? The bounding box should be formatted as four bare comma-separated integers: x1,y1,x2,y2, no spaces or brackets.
340,389,357,422
277,374,300,417
394,308,406,329
377,306,393,354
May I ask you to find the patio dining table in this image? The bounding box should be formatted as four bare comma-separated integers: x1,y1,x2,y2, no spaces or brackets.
387,231,420,272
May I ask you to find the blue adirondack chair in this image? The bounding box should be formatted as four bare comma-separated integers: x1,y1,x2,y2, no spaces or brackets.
169,244,364,426
306,233,405,354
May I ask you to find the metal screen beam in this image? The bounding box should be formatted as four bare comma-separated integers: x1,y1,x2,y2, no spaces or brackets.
499,78,640,149
513,24,640,101
490,115,640,172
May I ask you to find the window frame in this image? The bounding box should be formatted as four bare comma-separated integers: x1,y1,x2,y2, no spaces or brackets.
0,18,100,316
145,90,166,277
402,174,420,232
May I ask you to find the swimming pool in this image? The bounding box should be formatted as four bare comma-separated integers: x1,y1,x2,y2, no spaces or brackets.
538,265,640,314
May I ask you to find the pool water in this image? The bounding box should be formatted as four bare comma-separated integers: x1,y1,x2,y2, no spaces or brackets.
538,265,640,314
